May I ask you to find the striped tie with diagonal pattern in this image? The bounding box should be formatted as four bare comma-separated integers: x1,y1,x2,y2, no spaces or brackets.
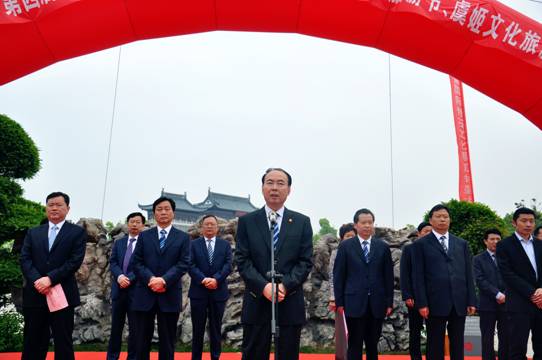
159,229,167,249
362,240,369,263
439,235,448,253
272,221,280,250
207,239,214,265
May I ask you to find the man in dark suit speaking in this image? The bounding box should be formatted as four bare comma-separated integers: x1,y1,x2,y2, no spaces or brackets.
189,214,232,360
235,168,313,360
107,212,146,360
131,197,191,360
496,207,542,360
413,204,476,360
333,208,394,360
20,191,87,360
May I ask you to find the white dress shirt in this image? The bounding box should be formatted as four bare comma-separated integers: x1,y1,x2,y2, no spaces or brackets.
265,205,285,232
432,230,450,250
358,235,372,252
204,236,216,253
157,224,173,238
49,220,66,233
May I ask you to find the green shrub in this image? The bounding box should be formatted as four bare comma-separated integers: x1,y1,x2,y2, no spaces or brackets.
425,199,508,256
0,114,40,180
0,309,23,352
0,250,22,294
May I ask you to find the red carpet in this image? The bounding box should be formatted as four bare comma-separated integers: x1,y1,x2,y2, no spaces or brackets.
0,354,484,359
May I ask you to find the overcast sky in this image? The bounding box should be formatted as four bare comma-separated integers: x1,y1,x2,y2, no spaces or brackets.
1,0,541,231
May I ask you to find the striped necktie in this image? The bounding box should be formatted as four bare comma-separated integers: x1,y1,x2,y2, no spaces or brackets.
439,235,448,253
362,240,369,263
159,229,167,249
207,239,214,265
272,221,280,250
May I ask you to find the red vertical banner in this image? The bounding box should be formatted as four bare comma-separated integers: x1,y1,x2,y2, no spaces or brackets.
449,76,475,202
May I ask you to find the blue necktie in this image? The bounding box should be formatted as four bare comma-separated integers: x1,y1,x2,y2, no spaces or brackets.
272,221,280,250
159,229,167,250
362,240,369,263
123,238,136,274
207,239,214,265
49,225,58,250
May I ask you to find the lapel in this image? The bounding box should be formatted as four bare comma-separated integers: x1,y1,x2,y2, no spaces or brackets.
534,239,542,282
448,234,456,257
427,232,449,259
484,251,498,270
162,227,176,253
369,238,380,264
40,224,49,256
151,227,161,253
50,223,69,254
255,208,272,252
511,235,537,280
352,236,369,267
275,209,291,254
119,236,128,263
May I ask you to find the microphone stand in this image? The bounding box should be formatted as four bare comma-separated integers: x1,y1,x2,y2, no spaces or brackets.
267,216,283,360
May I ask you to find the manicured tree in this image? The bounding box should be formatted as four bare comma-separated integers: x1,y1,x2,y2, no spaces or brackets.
0,114,44,296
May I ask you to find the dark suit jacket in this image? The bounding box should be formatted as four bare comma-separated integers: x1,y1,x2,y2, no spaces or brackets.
496,234,542,313
473,250,506,312
413,232,476,317
20,222,87,308
400,243,415,301
235,207,313,325
188,236,232,302
333,236,394,318
131,226,190,313
110,235,137,301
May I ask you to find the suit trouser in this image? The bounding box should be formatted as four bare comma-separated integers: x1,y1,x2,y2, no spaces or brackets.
345,311,384,360
407,306,424,360
426,309,465,360
479,308,509,360
507,310,542,360
241,323,302,360
22,306,75,360
190,297,226,360
133,305,180,360
107,292,137,360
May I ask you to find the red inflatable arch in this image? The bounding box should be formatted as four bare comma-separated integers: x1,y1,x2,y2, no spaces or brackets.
1,0,542,128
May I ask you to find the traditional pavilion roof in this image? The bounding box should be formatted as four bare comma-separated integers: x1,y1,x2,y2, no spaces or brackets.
138,188,258,213
194,189,258,212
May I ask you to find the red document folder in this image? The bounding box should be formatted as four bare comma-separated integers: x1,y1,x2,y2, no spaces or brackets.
46,284,68,312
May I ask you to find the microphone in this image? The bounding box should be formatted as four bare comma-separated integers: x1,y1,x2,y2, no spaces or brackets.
269,211,278,226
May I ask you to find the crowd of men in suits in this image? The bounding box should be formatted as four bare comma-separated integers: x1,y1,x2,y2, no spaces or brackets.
396,206,542,360
18,168,542,360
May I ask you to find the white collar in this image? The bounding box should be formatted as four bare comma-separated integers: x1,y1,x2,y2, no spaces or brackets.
432,230,449,239
265,205,285,219
358,235,372,243
49,220,66,231
157,224,173,234
515,232,533,243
